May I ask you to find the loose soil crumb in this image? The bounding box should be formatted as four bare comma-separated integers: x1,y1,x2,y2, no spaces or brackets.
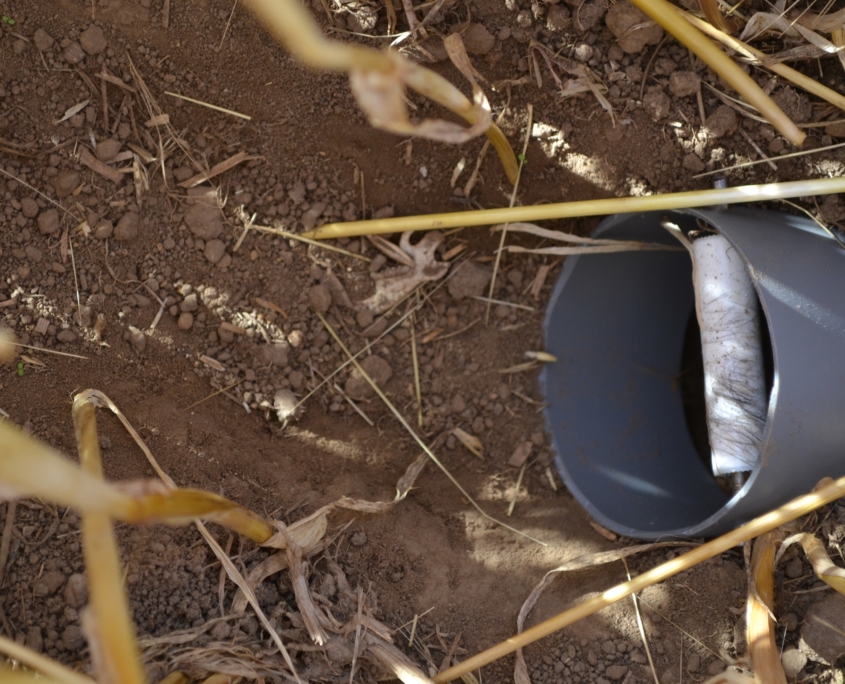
2,0,845,681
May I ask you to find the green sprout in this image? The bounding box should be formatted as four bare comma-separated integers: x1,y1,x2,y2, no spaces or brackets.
517,153,527,165
16,362,23,377
1,15,14,25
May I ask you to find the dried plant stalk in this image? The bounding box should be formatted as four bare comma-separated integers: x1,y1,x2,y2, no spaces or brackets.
72,395,147,684
628,0,804,145
680,9,845,113
242,0,518,182
305,176,845,239
434,472,845,682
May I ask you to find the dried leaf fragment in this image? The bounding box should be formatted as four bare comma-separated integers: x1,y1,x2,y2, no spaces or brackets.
360,232,448,314
53,100,90,125
453,428,484,459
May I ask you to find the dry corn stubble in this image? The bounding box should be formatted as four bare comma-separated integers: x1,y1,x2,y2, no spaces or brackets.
435,473,845,682
0,391,431,683
241,0,518,183
628,0,804,145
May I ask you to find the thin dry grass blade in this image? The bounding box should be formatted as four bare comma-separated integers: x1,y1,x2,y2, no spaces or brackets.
506,244,679,256
285,541,329,645
125,488,275,542
231,552,289,614
747,531,786,684
156,673,189,684
434,474,845,683
494,222,680,249
0,420,135,516
1,671,64,684
72,395,147,684
795,8,845,33
702,673,754,684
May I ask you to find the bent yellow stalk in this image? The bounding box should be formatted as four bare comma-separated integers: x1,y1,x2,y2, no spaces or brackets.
242,0,518,183
628,0,805,145
304,176,845,239
747,532,787,684
0,418,275,541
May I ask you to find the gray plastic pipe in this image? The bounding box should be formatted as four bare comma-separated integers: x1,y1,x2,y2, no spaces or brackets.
541,208,845,540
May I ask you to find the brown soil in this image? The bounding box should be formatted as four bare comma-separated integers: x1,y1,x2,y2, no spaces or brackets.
2,0,845,682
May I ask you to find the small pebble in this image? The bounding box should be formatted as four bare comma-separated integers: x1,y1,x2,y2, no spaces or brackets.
64,574,88,609
33,571,66,597
177,312,194,330
204,239,226,264
780,648,806,679
21,198,39,218
95,138,122,161
52,170,80,198
33,28,54,51
180,293,199,312
669,71,701,98
93,219,113,239
308,284,332,313
63,42,86,64
274,388,299,424
114,212,140,242
129,326,146,352
79,25,108,55
62,625,85,651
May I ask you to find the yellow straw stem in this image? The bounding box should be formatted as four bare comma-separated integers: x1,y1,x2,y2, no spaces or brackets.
243,0,385,72
72,396,147,684
485,124,519,185
748,532,787,684
305,176,845,239
679,9,845,113
628,0,805,146
434,472,845,683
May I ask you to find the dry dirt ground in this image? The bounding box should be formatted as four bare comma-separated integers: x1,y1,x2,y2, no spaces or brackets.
2,0,845,682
